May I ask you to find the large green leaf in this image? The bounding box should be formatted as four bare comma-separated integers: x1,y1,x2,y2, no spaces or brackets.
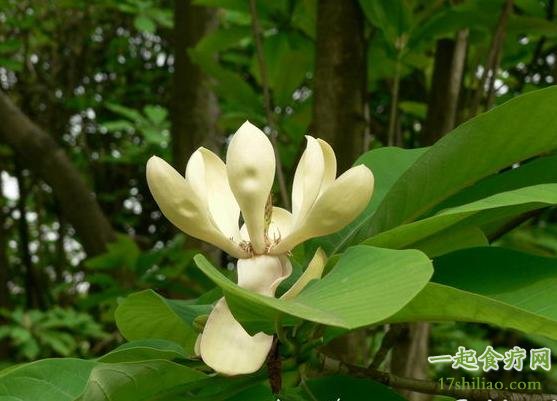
224,384,275,401
0,350,207,401
194,246,433,332
364,184,557,252
359,0,412,48
188,50,262,115
307,375,407,401
78,360,205,401
431,153,557,213
0,359,95,401
251,32,314,106
115,290,211,355
361,87,557,240
408,2,497,48
411,226,488,258
195,26,251,54
98,339,188,363
315,146,427,255
508,15,557,37
389,247,557,340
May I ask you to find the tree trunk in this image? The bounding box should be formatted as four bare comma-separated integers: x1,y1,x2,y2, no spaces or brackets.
391,323,432,401
13,162,48,309
171,0,219,171
312,0,366,172
398,31,468,401
0,183,10,309
469,0,513,116
312,0,368,366
0,90,114,256
422,30,468,145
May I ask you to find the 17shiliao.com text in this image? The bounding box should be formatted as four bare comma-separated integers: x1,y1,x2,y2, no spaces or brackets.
439,376,542,391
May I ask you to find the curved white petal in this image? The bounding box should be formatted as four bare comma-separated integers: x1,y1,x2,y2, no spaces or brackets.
226,121,275,254
317,139,337,194
281,248,327,300
199,298,273,375
239,207,293,250
291,136,325,224
268,207,293,245
270,165,374,255
239,223,250,242
237,255,292,296
186,148,241,242
199,255,292,375
194,335,201,357
146,156,246,258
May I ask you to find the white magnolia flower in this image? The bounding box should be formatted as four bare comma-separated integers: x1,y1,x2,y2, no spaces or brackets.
147,121,374,376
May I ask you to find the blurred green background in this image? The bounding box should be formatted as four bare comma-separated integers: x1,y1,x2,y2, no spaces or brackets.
0,0,556,398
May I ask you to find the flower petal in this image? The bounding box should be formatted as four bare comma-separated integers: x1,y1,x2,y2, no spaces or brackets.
268,207,293,245
194,335,201,357
186,148,241,242
317,138,337,194
199,255,291,375
281,248,327,300
199,298,273,375
291,136,325,224
239,207,293,247
146,156,246,258
237,255,292,296
270,165,374,255
226,121,275,254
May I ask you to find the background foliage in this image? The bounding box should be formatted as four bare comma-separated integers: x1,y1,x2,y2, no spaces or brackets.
1,0,557,400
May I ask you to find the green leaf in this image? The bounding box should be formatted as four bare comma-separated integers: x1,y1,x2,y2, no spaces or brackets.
307,375,407,401
314,147,428,255
362,87,557,239
409,5,494,48
432,154,557,213
102,120,135,132
134,15,156,33
359,0,412,48
0,352,204,401
115,290,211,355
292,0,316,39
399,100,427,119
193,0,289,20
0,57,23,72
106,103,145,124
225,384,275,401
194,246,433,332
412,226,488,258
0,39,21,54
364,184,557,251
389,247,557,340
189,50,262,114
251,33,314,105
143,105,168,125
508,15,557,37
85,235,140,270
195,26,251,54
78,360,205,401
98,339,188,363
0,359,96,401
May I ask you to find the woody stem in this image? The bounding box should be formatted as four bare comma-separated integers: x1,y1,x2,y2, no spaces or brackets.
321,356,557,401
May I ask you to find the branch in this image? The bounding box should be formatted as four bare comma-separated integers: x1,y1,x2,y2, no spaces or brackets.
323,357,557,401
0,90,114,256
248,0,290,209
470,0,513,115
387,57,402,147
369,325,406,369
311,0,366,171
423,29,468,145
